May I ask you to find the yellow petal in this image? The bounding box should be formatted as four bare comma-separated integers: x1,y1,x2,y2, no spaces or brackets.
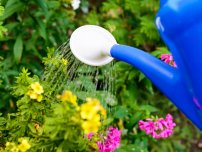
31,82,44,94
27,90,38,99
18,139,31,152
37,94,43,102
82,120,101,134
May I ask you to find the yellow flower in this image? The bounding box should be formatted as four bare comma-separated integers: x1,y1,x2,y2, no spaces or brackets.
18,139,31,152
61,58,68,65
27,90,43,102
80,98,106,120
81,116,101,134
80,103,97,120
5,142,19,152
31,82,44,94
86,98,102,111
11,147,19,152
80,98,106,134
57,90,77,106
6,142,11,147
27,82,44,102
36,94,43,102
27,90,38,99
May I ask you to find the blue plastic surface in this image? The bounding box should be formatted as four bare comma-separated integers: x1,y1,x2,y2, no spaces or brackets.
110,0,202,130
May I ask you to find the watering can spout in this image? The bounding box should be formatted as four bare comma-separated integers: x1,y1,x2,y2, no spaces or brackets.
110,44,178,91
70,24,202,130
111,44,202,131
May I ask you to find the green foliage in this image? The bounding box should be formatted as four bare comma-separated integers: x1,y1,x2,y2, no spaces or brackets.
0,4,7,38
0,0,77,110
0,0,202,151
0,55,93,151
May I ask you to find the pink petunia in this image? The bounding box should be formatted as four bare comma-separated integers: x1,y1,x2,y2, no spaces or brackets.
138,114,176,139
97,127,122,152
160,54,177,67
87,132,94,140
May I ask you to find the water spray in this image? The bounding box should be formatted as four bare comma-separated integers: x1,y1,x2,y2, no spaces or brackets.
70,0,202,130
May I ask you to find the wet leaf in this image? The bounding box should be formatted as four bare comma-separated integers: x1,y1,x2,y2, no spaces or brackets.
13,35,23,63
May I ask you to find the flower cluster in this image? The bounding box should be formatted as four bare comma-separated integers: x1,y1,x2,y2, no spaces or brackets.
57,90,77,106
138,114,176,139
80,98,106,134
27,82,44,102
97,127,122,152
5,139,31,152
61,58,68,66
160,54,177,67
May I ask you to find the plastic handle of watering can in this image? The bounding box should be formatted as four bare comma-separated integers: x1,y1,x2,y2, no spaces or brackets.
110,44,202,130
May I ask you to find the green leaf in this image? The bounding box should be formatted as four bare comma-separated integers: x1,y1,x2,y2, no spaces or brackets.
0,6,4,16
5,0,20,8
79,77,96,92
5,22,19,31
1,1,23,20
138,72,146,82
13,35,23,63
35,0,48,13
139,105,159,113
114,106,128,119
37,18,47,40
151,47,170,57
0,117,6,125
47,1,61,9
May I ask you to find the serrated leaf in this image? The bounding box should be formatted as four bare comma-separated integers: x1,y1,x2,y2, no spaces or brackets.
13,35,23,63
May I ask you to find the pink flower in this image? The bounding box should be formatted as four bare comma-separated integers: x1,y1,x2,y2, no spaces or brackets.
139,120,154,135
84,132,94,140
160,54,177,67
97,127,122,152
87,132,93,140
138,114,176,139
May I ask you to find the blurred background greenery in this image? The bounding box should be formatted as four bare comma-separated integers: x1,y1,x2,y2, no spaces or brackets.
0,0,201,151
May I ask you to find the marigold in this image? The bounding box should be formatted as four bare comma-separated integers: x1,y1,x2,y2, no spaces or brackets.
18,139,31,152
57,90,77,106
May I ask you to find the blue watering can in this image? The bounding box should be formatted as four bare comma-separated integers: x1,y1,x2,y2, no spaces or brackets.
70,0,202,130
